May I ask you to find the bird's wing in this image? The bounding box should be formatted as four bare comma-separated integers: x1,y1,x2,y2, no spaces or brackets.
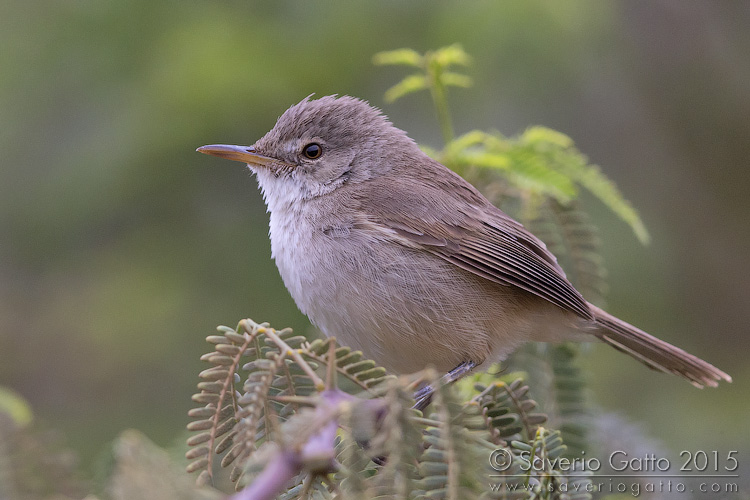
358,169,593,321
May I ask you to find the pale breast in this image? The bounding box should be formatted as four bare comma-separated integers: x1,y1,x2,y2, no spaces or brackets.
267,202,550,374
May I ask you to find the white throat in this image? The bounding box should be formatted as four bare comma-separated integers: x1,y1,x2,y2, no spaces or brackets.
252,165,348,214
252,167,308,214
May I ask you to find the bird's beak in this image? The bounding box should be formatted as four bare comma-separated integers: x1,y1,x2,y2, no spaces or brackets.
196,144,277,167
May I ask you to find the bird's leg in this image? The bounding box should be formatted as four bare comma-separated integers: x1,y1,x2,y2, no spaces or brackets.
412,361,477,412
371,362,477,466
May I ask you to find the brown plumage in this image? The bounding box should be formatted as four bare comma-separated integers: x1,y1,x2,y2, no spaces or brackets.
198,95,731,389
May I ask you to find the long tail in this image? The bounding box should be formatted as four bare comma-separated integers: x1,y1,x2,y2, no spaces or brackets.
589,304,731,388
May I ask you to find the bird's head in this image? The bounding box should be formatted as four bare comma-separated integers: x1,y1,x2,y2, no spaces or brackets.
197,95,419,210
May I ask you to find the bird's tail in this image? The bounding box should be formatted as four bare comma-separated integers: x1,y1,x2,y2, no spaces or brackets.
589,304,731,388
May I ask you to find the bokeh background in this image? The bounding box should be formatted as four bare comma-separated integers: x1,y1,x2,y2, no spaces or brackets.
2,0,748,484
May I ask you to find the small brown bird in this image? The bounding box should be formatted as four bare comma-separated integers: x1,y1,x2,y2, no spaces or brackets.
198,95,730,393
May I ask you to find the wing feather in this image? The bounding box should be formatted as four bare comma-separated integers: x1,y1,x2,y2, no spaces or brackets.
355,163,593,320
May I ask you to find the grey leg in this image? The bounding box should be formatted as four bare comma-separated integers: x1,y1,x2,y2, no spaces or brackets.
412,361,476,412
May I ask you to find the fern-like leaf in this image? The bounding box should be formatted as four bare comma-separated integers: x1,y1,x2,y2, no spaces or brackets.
223,356,280,481
473,378,547,446
187,324,263,485
439,126,649,246
527,198,607,305
372,48,423,68
188,319,601,499
384,74,428,103
368,381,421,499
521,126,650,244
304,338,394,391
510,427,593,500
548,345,590,458
415,373,486,500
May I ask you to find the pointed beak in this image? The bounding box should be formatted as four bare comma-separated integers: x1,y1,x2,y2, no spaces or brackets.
196,144,277,167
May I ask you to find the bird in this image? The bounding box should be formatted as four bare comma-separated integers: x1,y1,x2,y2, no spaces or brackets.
197,95,731,397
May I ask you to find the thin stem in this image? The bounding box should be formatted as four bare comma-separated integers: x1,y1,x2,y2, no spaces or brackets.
302,351,377,391
270,395,319,406
325,338,337,390
247,321,326,390
524,428,543,488
425,56,454,145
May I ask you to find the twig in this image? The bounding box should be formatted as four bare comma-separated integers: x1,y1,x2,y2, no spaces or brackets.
242,320,325,390
229,389,354,500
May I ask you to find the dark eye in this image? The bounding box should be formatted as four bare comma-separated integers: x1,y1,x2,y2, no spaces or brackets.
302,143,322,159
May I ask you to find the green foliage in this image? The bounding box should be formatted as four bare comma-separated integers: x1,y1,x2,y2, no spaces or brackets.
337,379,421,499
373,45,472,104
0,408,87,500
106,430,220,500
185,321,594,500
186,320,396,490
0,387,33,428
507,428,593,500
548,345,590,457
437,127,649,245
376,46,649,245
526,200,607,306
471,378,547,445
374,44,472,143
0,395,219,500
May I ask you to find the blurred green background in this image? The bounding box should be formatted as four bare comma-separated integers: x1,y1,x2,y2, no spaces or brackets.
1,0,748,480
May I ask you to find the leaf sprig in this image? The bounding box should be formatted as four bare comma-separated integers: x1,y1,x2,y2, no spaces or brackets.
374,44,472,144
374,45,649,244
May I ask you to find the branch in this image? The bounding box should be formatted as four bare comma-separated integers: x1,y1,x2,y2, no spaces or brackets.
229,389,354,500
230,448,301,500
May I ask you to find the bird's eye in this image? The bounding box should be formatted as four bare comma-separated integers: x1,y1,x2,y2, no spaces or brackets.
302,143,322,159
